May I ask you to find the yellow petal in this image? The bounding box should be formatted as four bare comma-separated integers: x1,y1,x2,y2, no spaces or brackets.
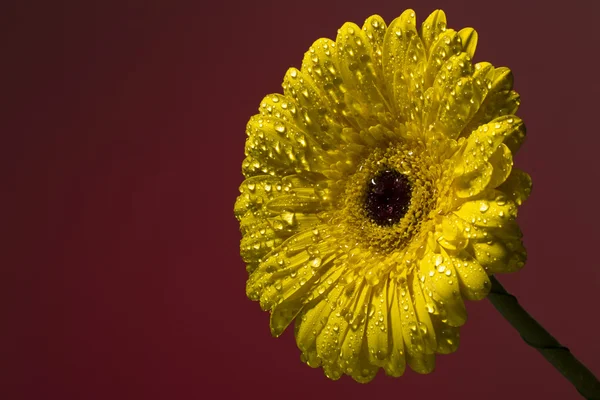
486,143,513,189
383,9,423,94
259,251,312,310
436,76,485,139
471,240,510,274
460,117,521,173
425,29,463,86
282,67,343,143
267,212,320,236
296,281,344,356
383,9,428,124
362,15,387,80
335,22,389,116
339,283,370,375
498,168,532,205
454,190,518,228
236,175,287,223
239,219,282,272
400,274,435,374
300,39,346,121
437,214,469,251
419,251,467,327
458,28,478,59
366,283,390,366
452,161,493,199
270,292,310,337
258,94,311,138
246,229,319,302
266,194,328,213
322,364,344,381
472,61,494,82
384,279,406,377
258,93,341,163
316,299,349,369
392,56,427,128
411,272,438,349
420,9,447,53
351,343,379,383
425,52,476,136
432,52,474,102
247,227,329,305
490,67,514,91
383,9,418,88
302,263,345,305
269,252,339,337
242,116,293,176
473,225,526,273
503,114,526,155
431,315,460,354
447,251,491,301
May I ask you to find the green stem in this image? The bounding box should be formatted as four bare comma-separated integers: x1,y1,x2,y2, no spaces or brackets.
488,276,600,399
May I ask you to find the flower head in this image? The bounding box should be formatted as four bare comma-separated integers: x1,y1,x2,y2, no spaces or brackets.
235,9,531,382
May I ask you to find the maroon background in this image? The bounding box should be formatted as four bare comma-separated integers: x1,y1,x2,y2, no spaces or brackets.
2,1,599,399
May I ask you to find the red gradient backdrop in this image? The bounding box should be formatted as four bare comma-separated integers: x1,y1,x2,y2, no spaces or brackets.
2,1,599,399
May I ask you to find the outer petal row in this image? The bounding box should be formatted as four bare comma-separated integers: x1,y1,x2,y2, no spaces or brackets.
293,265,465,382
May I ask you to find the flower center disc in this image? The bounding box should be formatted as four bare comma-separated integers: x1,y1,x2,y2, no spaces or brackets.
365,169,412,226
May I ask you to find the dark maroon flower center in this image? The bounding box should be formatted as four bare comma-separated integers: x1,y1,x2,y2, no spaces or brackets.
364,169,412,226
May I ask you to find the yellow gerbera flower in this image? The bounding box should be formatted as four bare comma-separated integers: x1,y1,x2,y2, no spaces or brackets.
235,9,531,382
